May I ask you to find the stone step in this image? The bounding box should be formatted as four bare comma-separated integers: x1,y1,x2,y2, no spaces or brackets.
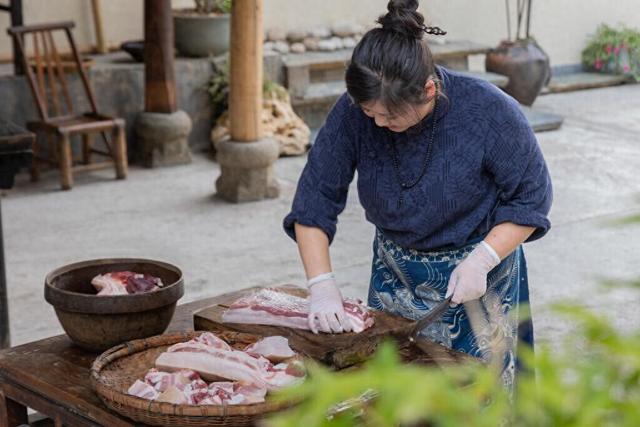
542,72,631,94
455,70,509,88
292,71,509,128
282,40,490,69
520,106,564,132
295,83,560,133
284,40,492,97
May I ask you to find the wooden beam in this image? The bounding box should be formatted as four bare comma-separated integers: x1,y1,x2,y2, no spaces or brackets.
91,0,108,54
229,0,263,142
143,0,177,113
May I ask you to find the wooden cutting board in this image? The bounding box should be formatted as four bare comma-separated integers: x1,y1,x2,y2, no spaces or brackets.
193,285,418,369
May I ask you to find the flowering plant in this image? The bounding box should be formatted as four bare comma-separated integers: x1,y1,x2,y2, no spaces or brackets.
582,24,640,81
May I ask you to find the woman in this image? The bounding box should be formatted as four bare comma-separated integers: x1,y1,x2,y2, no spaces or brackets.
283,0,552,388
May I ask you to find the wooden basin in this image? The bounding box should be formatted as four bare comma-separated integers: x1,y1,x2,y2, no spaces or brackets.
44,258,184,352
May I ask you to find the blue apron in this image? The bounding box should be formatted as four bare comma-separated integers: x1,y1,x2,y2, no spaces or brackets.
367,230,533,391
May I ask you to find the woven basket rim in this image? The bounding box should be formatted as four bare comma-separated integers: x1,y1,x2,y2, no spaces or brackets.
90,331,298,420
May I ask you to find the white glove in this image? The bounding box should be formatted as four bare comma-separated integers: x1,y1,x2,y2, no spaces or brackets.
446,241,501,305
307,275,353,334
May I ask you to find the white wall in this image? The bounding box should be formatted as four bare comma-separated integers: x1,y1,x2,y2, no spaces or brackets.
1,1,639,67
424,0,640,67
0,0,143,58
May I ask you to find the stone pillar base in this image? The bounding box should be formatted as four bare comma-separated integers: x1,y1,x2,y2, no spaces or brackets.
135,110,192,168
215,138,280,203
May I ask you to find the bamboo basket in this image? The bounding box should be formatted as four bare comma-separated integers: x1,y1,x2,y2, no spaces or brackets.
90,331,299,426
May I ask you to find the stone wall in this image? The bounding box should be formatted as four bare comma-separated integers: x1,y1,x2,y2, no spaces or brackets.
0,52,283,161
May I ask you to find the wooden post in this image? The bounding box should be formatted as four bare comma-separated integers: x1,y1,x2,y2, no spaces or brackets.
91,0,108,54
10,0,25,75
228,0,263,142
144,0,177,114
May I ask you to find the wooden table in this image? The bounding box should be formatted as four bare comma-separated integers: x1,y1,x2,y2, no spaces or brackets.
0,287,470,426
0,294,234,427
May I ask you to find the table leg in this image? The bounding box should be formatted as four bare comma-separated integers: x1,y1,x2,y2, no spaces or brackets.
0,391,28,427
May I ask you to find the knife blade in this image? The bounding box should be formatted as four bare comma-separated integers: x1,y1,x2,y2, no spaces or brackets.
409,296,452,343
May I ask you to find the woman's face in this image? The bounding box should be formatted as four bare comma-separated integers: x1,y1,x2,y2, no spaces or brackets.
360,80,437,133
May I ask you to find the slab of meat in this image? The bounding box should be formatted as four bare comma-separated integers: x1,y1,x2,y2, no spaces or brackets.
144,368,199,392
222,288,375,333
156,385,188,404
244,336,296,362
156,350,269,387
129,332,302,405
128,379,159,400
91,271,163,296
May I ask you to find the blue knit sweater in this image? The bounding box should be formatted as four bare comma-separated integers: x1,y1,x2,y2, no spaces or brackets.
284,67,553,251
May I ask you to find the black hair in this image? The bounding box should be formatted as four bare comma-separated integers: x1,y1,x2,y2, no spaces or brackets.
345,0,446,116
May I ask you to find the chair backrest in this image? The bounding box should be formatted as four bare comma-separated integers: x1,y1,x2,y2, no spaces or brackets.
7,21,99,122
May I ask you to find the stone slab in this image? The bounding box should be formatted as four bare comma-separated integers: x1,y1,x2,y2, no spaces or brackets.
282,39,491,68
520,106,564,132
455,70,509,88
543,72,631,94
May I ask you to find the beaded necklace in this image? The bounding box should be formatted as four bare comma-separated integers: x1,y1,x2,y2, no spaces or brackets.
390,96,439,208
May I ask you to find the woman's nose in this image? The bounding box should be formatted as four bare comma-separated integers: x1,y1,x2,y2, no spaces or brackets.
374,114,387,128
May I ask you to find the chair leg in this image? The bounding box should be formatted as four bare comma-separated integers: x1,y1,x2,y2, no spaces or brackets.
29,136,40,182
113,123,128,179
58,133,73,190
82,133,92,165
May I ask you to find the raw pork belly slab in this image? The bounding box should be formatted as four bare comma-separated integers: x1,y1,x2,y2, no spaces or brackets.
222,288,375,333
244,336,296,362
156,350,268,387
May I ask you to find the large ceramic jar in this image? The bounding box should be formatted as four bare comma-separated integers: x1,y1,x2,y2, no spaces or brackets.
486,38,551,106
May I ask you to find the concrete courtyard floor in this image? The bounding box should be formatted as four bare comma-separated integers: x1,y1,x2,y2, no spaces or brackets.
3,83,640,350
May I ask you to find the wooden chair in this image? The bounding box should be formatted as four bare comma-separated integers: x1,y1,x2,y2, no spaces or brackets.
7,21,127,190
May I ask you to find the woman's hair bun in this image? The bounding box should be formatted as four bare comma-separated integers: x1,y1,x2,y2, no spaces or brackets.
377,0,425,40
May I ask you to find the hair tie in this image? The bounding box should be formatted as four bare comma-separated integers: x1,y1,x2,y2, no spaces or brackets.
424,26,447,36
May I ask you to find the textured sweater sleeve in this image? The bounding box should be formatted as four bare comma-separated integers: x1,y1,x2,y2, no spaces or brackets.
283,95,357,244
484,94,553,242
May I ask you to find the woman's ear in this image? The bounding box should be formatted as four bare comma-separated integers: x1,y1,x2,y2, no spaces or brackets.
424,80,436,99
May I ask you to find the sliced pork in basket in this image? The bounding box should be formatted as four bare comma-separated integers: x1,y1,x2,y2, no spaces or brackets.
127,332,304,406
221,288,375,333
91,271,163,296
244,336,296,362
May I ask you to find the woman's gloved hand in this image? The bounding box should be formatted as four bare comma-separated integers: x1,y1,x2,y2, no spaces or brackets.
446,241,501,304
308,274,352,334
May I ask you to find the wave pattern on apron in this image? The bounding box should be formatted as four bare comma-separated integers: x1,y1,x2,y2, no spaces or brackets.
368,230,529,391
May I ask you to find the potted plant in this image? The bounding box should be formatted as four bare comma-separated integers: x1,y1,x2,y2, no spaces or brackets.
582,24,640,82
173,0,232,57
485,0,551,106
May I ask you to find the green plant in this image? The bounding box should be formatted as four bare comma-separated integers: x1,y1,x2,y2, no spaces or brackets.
195,0,231,14
208,60,230,117
207,59,288,119
582,24,640,81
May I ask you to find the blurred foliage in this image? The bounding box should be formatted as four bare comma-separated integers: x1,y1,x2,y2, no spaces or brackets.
267,305,640,427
